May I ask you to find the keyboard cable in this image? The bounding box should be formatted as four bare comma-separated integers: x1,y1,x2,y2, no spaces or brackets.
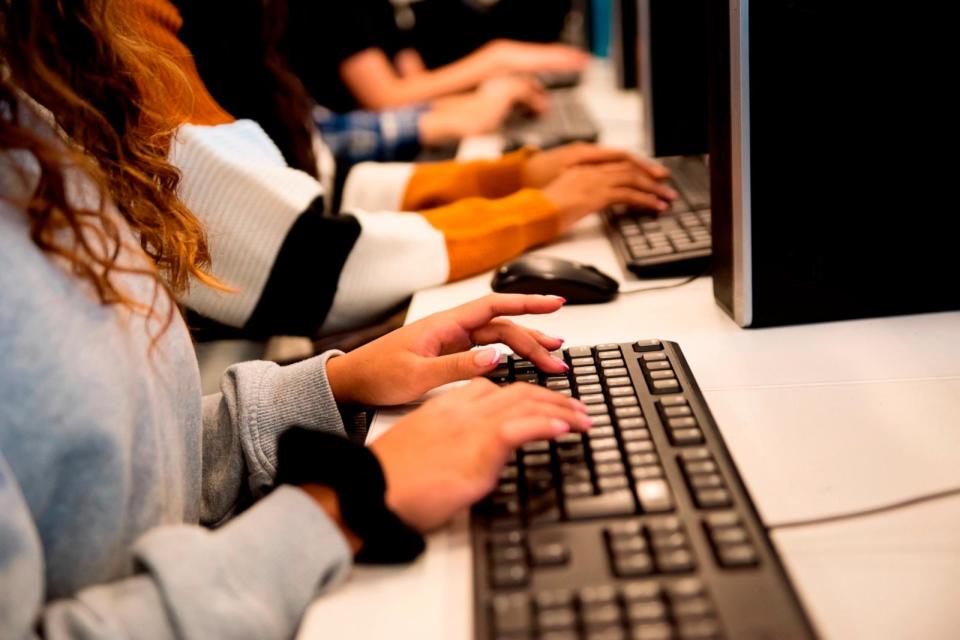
767,485,960,531
617,267,710,297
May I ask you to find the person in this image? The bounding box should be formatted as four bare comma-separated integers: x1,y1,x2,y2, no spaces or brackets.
0,2,591,637
120,0,677,340
174,0,551,166
281,0,589,113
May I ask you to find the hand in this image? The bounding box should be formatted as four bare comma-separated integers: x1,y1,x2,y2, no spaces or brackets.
326,294,571,406
523,142,674,192
484,39,590,75
542,162,675,230
370,378,591,530
421,76,549,144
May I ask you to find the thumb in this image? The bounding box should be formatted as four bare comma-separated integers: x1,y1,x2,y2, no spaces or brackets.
425,346,503,387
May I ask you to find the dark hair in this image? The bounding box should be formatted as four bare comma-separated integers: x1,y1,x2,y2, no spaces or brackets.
175,0,318,176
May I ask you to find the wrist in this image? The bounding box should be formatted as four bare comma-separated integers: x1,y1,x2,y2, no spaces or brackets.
301,484,364,555
419,110,458,146
326,353,359,405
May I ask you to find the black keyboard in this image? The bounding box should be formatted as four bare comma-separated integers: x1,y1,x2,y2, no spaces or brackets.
472,341,814,640
605,156,712,278
503,90,600,152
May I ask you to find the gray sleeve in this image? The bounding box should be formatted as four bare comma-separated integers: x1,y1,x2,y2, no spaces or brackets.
2,481,351,640
200,350,349,525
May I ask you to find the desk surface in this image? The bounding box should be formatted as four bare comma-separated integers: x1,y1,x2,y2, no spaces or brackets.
299,61,960,640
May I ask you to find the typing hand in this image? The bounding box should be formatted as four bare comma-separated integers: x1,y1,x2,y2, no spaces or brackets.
370,379,591,531
542,161,674,229
325,294,571,406
523,142,673,190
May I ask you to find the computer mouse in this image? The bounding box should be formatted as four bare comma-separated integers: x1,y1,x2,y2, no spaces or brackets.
491,255,620,304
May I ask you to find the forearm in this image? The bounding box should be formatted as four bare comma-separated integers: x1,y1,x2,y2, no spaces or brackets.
402,149,536,208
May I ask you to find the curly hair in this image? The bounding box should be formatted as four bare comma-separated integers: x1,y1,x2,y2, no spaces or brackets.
0,0,220,331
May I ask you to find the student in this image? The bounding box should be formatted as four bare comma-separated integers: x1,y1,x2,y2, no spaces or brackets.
175,0,550,166
281,0,590,113
0,3,590,637
122,0,677,340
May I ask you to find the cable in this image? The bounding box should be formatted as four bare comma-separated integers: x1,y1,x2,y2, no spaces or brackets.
768,485,960,531
616,267,709,297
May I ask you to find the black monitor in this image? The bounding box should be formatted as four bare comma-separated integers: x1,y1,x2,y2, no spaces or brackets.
611,0,639,89
709,0,960,328
637,0,710,157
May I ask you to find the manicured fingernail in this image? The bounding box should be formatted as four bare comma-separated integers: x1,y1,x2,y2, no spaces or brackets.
546,295,566,303
474,345,501,368
549,335,565,345
667,189,679,199
550,418,570,434
554,357,570,371
657,201,669,211
570,398,588,413
579,414,594,429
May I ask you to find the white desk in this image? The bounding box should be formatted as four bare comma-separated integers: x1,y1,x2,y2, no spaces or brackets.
300,61,960,639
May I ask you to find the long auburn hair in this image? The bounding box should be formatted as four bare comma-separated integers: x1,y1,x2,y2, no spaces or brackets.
0,0,219,330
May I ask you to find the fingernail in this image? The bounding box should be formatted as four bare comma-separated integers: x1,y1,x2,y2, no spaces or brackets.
473,345,502,368
549,335,565,345
545,295,566,303
580,414,593,429
550,418,570,434
657,201,669,211
570,398,588,413
554,357,570,371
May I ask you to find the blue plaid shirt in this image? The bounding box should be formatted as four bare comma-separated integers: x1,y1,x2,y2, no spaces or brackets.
313,104,428,164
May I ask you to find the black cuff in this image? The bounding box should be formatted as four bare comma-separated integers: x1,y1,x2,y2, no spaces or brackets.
275,427,425,564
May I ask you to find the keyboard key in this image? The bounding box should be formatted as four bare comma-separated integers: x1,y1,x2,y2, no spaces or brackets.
598,475,630,492
568,346,593,358
601,358,626,369
535,589,575,610
587,627,627,640
677,618,722,640
626,600,668,623
576,375,601,385
572,357,595,366
609,536,647,554
580,585,618,606
614,552,655,578
491,563,530,588
522,440,551,454
590,422,614,434
671,428,705,446
631,623,674,640
580,393,606,404
599,350,623,360
492,594,532,634
538,607,577,631
612,396,640,407
596,461,627,477
530,542,570,567
685,460,717,475
610,387,636,397
673,597,713,619
597,343,621,352
652,379,682,393
695,488,732,509
717,544,759,568
664,406,693,418
618,417,647,430
590,437,619,451
659,394,688,406
615,407,644,419
592,449,623,463
689,474,724,490
666,578,705,600
636,479,674,513
604,367,629,377
587,403,610,415
641,352,669,362
633,340,663,352
704,512,741,529
547,378,571,389
645,361,672,371
582,604,623,628
656,549,696,573
579,384,603,394
605,376,632,387
566,491,636,519
575,366,599,375
649,370,676,380
710,526,749,545
668,417,698,429
621,581,661,602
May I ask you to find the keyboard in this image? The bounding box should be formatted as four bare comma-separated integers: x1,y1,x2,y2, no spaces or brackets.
503,89,600,152
473,341,814,640
605,156,712,278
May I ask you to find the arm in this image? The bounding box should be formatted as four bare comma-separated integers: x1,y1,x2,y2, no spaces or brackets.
0,450,353,640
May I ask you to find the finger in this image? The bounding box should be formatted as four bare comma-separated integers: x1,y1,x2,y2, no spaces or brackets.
470,319,567,374
418,347,506,389
447,293,566,330
498,416,572,449
496,397,592,431
489,382,586,413
606,187,669,212
600,167,677,201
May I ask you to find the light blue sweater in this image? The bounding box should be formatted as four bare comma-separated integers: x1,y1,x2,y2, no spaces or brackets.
0,106,354,639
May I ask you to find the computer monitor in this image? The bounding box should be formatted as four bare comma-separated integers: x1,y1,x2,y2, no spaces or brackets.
611,0,639,89
709,0,960,328
637,0,710,157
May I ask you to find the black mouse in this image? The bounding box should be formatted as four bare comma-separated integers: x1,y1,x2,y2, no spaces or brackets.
491,255,620,304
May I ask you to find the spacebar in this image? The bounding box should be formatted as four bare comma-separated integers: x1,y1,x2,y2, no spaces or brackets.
565,491,636,519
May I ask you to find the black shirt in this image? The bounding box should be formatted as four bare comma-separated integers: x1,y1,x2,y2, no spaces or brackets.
283,0,403,113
